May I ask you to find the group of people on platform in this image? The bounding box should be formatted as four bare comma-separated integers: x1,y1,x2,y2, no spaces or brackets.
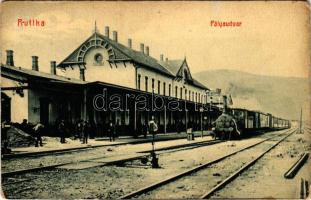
14,118,159,145
2,116,163,150
74,119,92,144
18,119,91,146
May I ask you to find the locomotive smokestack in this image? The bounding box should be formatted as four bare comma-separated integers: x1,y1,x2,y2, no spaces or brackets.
223,95,228,114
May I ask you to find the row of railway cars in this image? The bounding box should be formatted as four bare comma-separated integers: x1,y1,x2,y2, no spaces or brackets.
213,108,291,139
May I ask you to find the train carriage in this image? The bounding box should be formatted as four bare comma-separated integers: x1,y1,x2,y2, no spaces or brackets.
213,107,290,140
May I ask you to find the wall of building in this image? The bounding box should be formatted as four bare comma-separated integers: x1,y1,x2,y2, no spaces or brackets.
28,87,82,126
1,77,28,123
136,67,207,103
84,47,136,88
62,47,136,88
62,65,81,80
137,67,173,95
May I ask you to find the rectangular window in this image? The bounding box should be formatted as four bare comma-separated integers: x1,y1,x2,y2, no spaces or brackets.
158,80,161,94
168,84,171,96
196,92,197,102
175,86,178,98
163,82,166,96
137,74,141,90
192,92,194,101
145,76,148,92
189,90,191,101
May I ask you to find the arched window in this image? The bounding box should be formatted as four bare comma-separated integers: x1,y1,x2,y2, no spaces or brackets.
180,87,183,99
185,89,187,100
158,80,161,94
168,84,171,96
163,82,166,96
145,76,148,92
137,74,141,90
152,78,155,91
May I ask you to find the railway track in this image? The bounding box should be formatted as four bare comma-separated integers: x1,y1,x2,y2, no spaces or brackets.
138,139,222,153
119,128,296,199
1,138,222,177
2,133,213,160
2,128,292,182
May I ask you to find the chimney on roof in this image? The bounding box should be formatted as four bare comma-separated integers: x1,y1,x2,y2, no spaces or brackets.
160,54,164,61
165,57,168,62
50,61,57,75
105,26,109,38
113,31,118,42
6,50,14,66
145,46,149,56
140,43,144,54
128,39,132,49
32,56,39,71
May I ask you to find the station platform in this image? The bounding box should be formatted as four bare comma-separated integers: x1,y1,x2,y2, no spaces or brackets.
2,131,212,159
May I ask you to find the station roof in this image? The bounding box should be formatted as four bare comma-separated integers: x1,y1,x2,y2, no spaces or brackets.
57,31,209,90
1,64,85,85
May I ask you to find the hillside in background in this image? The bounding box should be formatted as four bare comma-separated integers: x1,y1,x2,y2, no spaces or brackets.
194,69,309,121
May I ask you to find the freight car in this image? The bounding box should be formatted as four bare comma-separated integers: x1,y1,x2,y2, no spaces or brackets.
212,108,290,140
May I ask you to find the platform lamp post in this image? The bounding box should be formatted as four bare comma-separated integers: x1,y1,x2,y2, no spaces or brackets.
150,88,159,168
209,95,213,129
299,107,303,134
199,107,204,138
151,88,155,152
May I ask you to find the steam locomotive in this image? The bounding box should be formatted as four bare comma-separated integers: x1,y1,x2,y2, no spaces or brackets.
212,108,291,140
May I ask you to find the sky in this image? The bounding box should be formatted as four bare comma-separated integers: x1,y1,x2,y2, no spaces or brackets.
1,1,310,78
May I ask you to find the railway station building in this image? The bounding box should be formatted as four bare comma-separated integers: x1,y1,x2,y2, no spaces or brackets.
1,26,222,137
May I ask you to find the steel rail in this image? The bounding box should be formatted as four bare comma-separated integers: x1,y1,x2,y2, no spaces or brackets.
3,134,209,160
119,128,295,199
284,152,309,179
1,162,73,178
2,128,293,179
138,139,222,153
200,129,296,199
1,140,218,177
1,139,220,177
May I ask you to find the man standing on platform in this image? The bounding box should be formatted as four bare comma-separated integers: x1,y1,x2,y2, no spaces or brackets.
82,120,90,144
58,120,66,144
149,116,158,148
108,120,115,142
148,116,159,168
33,123,44,147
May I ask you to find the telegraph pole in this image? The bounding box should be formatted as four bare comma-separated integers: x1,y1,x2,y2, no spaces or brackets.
200,107,204,138
299,107,303,133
